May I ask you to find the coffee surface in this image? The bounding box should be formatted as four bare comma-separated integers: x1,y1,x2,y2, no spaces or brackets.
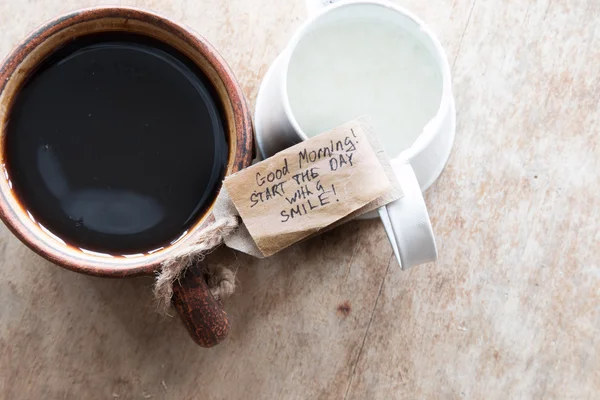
5,33,228,254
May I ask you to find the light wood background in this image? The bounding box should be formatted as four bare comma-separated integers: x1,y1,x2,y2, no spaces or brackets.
1,0,599,399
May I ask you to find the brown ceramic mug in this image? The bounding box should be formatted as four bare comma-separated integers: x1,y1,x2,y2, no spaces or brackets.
0,7,253,347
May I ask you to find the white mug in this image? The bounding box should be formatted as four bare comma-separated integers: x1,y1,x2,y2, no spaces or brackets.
254,0,456,268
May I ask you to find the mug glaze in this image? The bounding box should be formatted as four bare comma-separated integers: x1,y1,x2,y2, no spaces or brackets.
254,0,456,268
0,7,254,347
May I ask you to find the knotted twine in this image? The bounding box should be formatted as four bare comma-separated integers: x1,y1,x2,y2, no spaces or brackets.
153,216,239,313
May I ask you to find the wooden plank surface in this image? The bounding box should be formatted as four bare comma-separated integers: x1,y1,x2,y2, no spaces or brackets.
0,0,598,399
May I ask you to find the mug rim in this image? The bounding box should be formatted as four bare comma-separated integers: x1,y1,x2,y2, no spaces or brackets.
0,6,253,277
280,0,453,163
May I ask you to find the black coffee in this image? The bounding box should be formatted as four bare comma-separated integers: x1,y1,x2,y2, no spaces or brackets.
5,33,228,254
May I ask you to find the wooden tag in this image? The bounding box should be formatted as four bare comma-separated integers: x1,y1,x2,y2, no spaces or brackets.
224,120,393,256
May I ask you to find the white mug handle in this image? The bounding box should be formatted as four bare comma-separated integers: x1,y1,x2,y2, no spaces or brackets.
378,161,437,269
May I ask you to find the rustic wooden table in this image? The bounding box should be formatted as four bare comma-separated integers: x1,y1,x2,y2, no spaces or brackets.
1,0,599,398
